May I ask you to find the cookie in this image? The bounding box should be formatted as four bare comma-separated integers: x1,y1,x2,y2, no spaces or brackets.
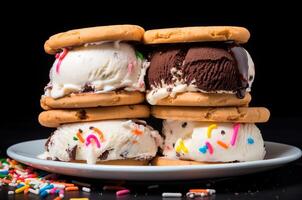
39,105,150,127
151,157,220,166
44,24,145,54
72,159,148,166
41,91,145,110
151,106,270,123
144,26,250,44
148,92,251,107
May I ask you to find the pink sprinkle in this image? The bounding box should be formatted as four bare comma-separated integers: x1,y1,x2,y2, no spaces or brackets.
128,62,134,74
206,142,213,154
55,48,68,74
85,134,101,148
139,81,145,88
231,123,240,146
116,189,130,196
50,188,57,194
59,189,64,195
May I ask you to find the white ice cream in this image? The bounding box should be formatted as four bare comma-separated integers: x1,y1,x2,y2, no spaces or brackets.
39,120,162,164
162,120,265,162
146,48,255,105
45,42,149,99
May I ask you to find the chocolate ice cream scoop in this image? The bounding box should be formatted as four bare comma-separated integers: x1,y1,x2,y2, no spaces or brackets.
146,42,254,104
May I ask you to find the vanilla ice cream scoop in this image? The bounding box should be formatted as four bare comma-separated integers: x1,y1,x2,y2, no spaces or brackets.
39,119,162,164
45,42,149,99
162,120,265,162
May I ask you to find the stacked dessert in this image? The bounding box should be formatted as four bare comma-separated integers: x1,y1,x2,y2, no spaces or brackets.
38,25,162,165
143,26,270,165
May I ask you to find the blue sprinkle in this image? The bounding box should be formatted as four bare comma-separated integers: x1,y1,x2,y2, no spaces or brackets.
199,145,208,154
0,170,9,175
40,190,49,198
40,184,54,194
16,184,25,188
247,137,254,144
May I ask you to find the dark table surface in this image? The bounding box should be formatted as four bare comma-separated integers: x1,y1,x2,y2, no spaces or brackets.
1,117,302,200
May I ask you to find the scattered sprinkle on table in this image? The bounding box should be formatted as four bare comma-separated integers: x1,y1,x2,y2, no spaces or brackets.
162,192,182,197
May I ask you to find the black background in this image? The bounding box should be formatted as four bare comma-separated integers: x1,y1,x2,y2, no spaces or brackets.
0,2,301,155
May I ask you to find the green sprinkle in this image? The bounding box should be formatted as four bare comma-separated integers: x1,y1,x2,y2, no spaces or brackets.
135,50,144,60
73,136,78,141
0,174,8,178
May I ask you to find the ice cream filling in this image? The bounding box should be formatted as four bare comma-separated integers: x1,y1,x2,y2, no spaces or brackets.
146,42,255,104
38,119,163,164
162,120,265,162
44,41,149,99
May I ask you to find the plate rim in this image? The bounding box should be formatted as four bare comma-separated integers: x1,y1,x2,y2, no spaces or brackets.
6,139,302,172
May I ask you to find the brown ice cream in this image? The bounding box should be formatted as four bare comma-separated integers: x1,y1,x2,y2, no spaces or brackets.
146,42,249,98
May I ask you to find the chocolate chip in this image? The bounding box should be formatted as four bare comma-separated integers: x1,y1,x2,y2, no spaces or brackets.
45,132,55,151
167,88,172,92
82,83,94,92
120,151,129,158
221,130,226,135
128,105,134,110
249,75,254,81
76,109,87,120
172,143,175,147
170,130,173,134
176,152,181,157
67,145,77,160
181,122,187,128
99,150,110,160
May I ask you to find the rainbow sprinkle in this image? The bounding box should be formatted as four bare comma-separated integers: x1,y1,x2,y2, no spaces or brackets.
217,140,228,149
230,123,240,146
76,129,85,143
205,142,213,154
55,48,68,74
247,137,254,144
175,139,189,154
85,134,101,148
198,145,207,154
90,126,105,142
132,129,143,136
207,124,217,138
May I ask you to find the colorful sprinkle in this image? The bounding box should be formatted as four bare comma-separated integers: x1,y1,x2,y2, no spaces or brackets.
230,123,240,146
127,62,134,74
132,129,143,136
162,193,182,197
135,50,144,60
89,127,105,142
73,136,78,141
85,134,101,148
205,142,214,154
65,186,79,191
247,137,255,144
76,129,85,143
217,140,228,149
55,48,68,74
116,189,130,196
175,139,189,154
199,145,207,154
207,124,217,138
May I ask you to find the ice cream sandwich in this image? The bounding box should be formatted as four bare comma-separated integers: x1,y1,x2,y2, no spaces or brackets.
144,26,270,165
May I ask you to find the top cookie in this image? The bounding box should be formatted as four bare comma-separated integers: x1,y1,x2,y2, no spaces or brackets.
143,26,250,44
44,25,145,54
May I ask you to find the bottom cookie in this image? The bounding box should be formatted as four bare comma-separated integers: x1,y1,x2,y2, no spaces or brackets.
71,159,149,166
151,157,221,166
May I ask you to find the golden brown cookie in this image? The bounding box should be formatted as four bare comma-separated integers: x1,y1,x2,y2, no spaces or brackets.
72,159,148,166
45,24,145,54
151,157,220,166
39,105,150,127
151,106,270,123
41,91,145,110
144,26,250,44
148,92,251,107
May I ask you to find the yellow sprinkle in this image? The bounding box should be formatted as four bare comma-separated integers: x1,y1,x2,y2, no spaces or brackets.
175,139,188,154
15,185,29,193
207,124,217,138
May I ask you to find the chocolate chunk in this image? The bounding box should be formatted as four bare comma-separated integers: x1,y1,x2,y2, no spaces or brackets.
181,122,187,128
221,130,226,135
76,109,87,120
82,83,94,92
167,88,172,92
128,105,134,110
120,151,129,158
176,152,181,157
67,145,77,160
45,132,55,151
99,150,110,160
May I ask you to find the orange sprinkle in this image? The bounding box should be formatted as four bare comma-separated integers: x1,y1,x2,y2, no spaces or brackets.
63,183,75,187
11,160,17,165
132,140,138,144
189,189,209,193
76,130,85,143
132,129,143,136
65,186,79,191
217,140,228,149
90,127,105,142
53,197,61,200
24,188,29,194
0,178,11,184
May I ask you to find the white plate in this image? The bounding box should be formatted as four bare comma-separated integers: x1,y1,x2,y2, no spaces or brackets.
7,140,301,180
